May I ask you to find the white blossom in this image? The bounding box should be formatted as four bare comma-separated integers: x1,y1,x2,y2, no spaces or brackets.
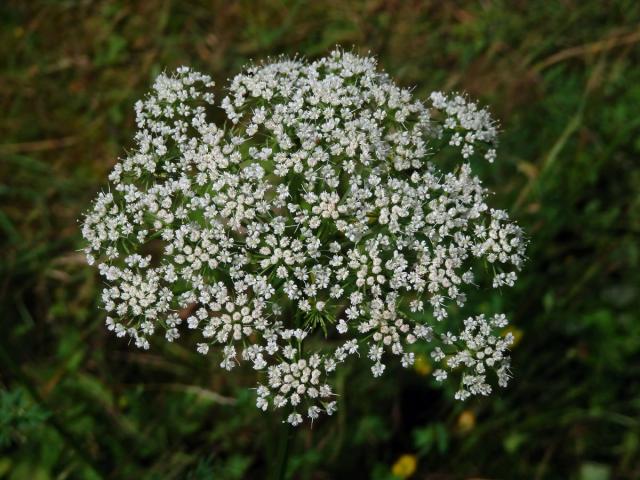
83,50,527,426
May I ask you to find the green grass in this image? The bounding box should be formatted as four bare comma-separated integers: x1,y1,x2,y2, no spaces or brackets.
1,1,640,478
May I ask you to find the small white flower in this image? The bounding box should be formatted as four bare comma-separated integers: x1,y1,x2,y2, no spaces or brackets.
287,413,303,426
336,319,348,334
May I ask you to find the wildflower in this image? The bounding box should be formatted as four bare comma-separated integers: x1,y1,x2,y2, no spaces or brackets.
457,410,476,433
83,49,526,425
502,325,524,348
391,454,418,478
413,353,433,376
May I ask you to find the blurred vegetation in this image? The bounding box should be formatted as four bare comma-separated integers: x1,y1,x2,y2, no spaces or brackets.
1,1,640,479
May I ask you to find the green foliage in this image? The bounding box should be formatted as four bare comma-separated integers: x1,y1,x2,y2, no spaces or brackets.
1,0,639,478
413,423,448,456
0,388,49,448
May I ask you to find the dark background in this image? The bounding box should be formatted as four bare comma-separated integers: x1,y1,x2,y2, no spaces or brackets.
1,1,639,479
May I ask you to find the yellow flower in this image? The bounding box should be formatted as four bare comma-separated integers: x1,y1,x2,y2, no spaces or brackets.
457,410,476,432
413,354,432,376
502,325,524,348
391,454,417,478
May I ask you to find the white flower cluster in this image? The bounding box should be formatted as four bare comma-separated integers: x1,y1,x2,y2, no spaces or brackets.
82,50,526,425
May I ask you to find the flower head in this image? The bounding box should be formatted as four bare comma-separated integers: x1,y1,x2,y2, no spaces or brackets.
83,49,526,425
391,454,418,478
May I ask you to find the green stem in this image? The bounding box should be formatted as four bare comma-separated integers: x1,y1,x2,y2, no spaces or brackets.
272,418,293,480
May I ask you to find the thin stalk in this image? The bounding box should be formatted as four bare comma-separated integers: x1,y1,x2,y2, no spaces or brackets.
272,418,293,480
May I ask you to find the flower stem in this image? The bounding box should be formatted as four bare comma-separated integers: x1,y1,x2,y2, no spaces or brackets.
272,418,293,480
